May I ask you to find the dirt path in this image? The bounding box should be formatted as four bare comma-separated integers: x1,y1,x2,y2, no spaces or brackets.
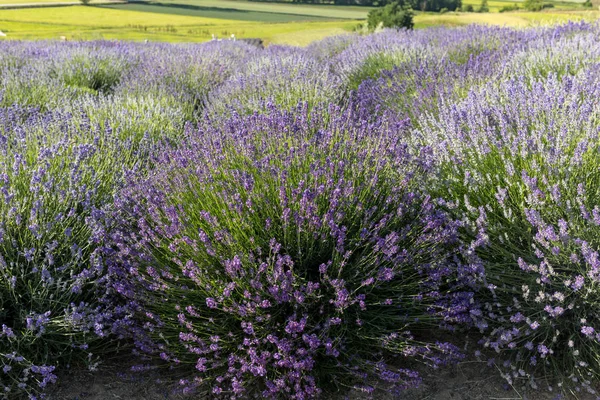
47,356,598,400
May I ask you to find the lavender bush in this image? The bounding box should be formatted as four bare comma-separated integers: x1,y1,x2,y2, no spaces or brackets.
75,94,186,142
104,105,478,399
1,42,134,110
305,34,358,62
0,41,255,118
0,104,169,398
1,66,70,111
503,30,600,81
51,51,132,94
205,48,343,118
115,41,258,120
417,71,600,394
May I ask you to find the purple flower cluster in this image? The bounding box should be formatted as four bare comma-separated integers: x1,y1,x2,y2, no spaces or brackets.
104,104,477,398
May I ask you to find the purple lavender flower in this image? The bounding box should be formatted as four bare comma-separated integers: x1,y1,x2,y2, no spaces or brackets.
106,103,477,398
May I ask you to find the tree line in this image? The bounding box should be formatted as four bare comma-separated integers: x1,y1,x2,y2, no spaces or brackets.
250,0,461,11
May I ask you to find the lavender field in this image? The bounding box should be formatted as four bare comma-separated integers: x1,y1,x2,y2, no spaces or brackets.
2,22,600,399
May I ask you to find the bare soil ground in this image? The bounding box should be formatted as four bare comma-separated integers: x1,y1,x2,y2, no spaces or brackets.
48,355,598,400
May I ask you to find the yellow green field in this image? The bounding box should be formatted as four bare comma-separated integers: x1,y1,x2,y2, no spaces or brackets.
146,0,372,19
0,6,359,45
0,0,127,5
0,4,599,45
460,0,586,12
0,0,66,3
459,0,518,12
415,9,599,27
0,0,372,18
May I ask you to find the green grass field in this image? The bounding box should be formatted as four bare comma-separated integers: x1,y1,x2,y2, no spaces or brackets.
0,0,69,3
0,5,358,44
0,0,598,45
0,0,125,4
148,0,372,19
415,9,598,27
0,0,373,18
100,3,338,22
460,0,586,12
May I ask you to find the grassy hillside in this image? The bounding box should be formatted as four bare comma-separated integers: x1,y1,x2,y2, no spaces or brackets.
0,0,71,3
0,0,598,45
99,2,340,22
460,0,586,12
0,5,358,44
415,9,598,27
146,0,372,19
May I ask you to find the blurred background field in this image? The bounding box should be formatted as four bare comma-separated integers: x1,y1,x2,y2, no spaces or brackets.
0,0,598,47
415,9,599,27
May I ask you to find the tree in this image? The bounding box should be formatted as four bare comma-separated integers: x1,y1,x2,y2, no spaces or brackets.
523,0,543,10
367,1,414,30
477,0,489,12
80,0,91,4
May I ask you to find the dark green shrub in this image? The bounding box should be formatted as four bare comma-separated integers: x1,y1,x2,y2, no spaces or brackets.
410,0,461,11
477,0,489,12
367,1,414,30
523,0,543,11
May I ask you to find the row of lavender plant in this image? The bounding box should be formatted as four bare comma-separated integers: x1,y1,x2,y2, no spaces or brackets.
0,104,176,399
416,70,600,394
2,20,600,399
409,22,600,395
